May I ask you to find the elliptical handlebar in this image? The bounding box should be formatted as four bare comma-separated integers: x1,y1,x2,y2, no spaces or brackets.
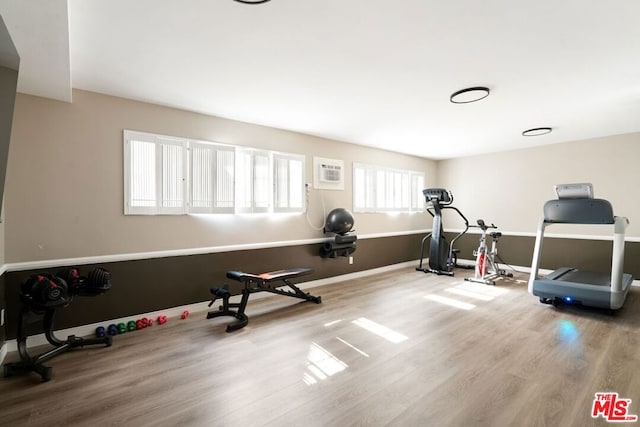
447,206,470,245
423,188,453,207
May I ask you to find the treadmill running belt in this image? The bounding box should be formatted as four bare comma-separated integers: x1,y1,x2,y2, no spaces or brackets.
552,269,611,287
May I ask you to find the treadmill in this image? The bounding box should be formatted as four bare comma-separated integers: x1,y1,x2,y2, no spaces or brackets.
528,183,633,310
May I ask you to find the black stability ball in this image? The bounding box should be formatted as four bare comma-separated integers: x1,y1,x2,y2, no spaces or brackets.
325,208,354,234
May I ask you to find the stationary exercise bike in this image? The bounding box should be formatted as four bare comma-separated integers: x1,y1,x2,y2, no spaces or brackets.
416,188,470,276
464,219,513,285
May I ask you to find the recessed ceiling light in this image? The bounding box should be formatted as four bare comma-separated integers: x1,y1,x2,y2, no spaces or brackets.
522,127,552,136
450,87,490,104
233,0,271,4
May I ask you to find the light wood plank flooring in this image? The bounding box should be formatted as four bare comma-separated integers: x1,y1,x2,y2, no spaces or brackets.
1,267,639,426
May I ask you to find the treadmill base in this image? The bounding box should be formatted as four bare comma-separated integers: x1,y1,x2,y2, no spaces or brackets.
532,268,633,310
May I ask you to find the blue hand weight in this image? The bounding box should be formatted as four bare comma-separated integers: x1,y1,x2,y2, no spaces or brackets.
107,324,118,336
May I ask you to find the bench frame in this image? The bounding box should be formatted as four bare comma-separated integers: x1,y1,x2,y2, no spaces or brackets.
206,268,321,332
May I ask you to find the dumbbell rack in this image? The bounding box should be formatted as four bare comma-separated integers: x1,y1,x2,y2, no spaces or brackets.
4,281,112,382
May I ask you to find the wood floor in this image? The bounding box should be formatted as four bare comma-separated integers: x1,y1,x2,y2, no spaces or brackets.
1,267,639,427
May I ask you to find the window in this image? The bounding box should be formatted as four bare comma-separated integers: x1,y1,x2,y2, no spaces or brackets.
124,130,305,215
189,142,235,213
236,148,270,213
124,130,187,215
410,173,425,211
353,162,424,213
353,164,376,211
273,153,305,213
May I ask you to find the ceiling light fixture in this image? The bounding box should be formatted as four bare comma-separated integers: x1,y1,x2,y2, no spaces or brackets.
233,0,271,4
450,86,490,104
522,127,552,137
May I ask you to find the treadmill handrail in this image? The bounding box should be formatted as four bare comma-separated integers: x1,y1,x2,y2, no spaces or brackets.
528,212,630,294
611,216,629,293
527,216,547,294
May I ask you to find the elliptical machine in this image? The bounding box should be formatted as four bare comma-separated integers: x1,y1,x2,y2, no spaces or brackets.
464,219,513,285
416,188,470,276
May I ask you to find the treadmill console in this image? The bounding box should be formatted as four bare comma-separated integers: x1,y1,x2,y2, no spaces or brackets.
554,183,593,199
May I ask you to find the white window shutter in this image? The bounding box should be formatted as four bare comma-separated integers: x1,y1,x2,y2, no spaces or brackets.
160,142,186,212
189,143,215,212
128,139,156,210
353,161,425,213
253,153,270,211
288,157,303,209
411,173,425,211
274,153,304,213
125,130,303,216
215,148,235,211
124,130,186,215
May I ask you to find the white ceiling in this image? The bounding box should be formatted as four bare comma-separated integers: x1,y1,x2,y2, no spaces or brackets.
2,0,640,159
0,0,70,102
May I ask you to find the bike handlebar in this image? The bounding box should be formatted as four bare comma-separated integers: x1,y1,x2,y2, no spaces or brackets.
470,219,497,231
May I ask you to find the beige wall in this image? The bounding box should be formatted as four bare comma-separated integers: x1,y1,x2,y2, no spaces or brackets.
437,132,640,237
7,88,637,263
5,90,436,263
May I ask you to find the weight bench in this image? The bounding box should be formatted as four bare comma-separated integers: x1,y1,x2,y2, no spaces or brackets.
206,267,321,332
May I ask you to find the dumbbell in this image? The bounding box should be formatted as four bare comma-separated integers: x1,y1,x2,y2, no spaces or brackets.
96,326,106,338
117,323,127,334
21,273,68,305
88,267,112,288
107,324,118,336
147,318,154,327
181,310,189,319
157,315,168,325
57,267,81,290
136,318,151,330
127,320,136,332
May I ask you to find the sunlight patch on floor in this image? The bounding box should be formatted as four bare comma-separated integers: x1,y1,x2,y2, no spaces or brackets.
424,294,476,310
445,287,494,301
336,336,369,358
442,282,509,301
303,342,348,386
324,319,342,327
352,317,408,343
454,282,510,297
